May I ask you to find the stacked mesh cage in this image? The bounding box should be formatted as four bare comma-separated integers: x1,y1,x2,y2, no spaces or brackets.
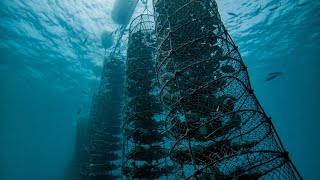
122,14,174,179
83,53,125,180
65,115,90,180
153,0,302,179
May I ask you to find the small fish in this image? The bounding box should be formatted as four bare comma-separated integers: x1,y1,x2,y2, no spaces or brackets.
269,4,281,11
296,1,312,7
227,12,238,17
265,72,283,82
265,74,278,81
268,71,282,76
83,36,89,44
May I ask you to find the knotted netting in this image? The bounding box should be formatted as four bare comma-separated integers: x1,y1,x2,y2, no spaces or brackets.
83,52,125,180
122,14,175,179
153,0,302,179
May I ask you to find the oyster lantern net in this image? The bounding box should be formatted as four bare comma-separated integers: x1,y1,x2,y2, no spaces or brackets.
122,14,174,179
153,0,302,179
84,52,125,179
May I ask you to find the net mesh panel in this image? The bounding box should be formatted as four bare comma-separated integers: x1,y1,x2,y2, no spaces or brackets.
83,53,125,180
122,14,175,179
153,0,300,179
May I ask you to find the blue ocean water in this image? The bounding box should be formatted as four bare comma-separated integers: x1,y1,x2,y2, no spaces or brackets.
0,0,319,179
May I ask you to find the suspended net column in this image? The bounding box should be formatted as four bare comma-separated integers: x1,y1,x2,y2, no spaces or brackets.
122,14,174,179
153,0,302,179
83,52,125,180
65,115,90,180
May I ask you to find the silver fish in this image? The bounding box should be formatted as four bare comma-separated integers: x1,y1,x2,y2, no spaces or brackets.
265,74,280,82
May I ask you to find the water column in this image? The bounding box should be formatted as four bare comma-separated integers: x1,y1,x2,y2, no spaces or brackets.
153,0,302,179
122,13,174,179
